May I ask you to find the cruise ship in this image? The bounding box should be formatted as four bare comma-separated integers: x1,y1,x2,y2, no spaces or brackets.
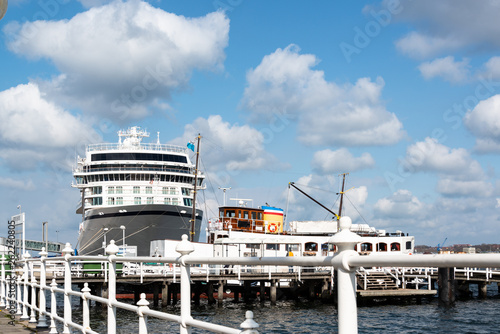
72,127,205,256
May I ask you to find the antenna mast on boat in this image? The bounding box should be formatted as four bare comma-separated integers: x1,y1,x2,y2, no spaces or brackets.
338,173,348,218
190,134,201,242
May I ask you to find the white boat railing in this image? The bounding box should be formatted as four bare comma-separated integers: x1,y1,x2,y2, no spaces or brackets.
2,216,500,334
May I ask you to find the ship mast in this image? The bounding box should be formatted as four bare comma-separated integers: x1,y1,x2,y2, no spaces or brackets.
190,134,201,242
338,173,348,218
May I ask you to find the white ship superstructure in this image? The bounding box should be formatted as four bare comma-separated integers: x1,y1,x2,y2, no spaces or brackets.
73,126,205,256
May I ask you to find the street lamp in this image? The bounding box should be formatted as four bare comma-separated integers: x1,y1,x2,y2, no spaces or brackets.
120,225,126,248
42,222,48,251
103,227,109,254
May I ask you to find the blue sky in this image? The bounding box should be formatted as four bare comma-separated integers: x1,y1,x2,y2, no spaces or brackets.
1,0,500,248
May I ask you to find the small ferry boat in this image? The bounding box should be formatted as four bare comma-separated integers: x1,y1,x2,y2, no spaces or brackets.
206,199,414,259
72,126,205,256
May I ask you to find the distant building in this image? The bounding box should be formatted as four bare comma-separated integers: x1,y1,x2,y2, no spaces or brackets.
463,247,476,254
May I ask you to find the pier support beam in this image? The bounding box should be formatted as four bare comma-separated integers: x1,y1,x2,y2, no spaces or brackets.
270,280,277,305
260,281,266,303
218,280,224,305
162,282,169,306
153,282,160,307
438,267,455,306
207,282,216,305
479,282,488,299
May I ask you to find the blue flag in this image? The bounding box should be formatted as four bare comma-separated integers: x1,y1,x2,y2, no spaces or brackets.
187,142,195,151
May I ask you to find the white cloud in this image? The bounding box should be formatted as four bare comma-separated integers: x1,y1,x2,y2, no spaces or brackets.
0,82,99,170
311,148,375,174
481,56,500,79
392,1,500,58
4,1,229,120
374,189,425,218
171,115,284,173
0,177,35,191
241,45,404,146
396,32,462,59
418,56,470,83
464,94,500,153
437,178,493,198
404,137,484,178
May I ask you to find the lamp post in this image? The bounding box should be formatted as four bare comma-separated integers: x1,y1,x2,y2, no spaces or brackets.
120,225,126,248
42,222,48,251
102,227,109,255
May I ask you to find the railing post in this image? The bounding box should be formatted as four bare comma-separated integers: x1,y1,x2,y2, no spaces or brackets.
0,255,5,308
29,266,37,323
16,275,23,315
20,252,30,320
137,292,150,334
37,248,49,328
62,242,73,334
329,216,361,334
81,283,91,331
49,279,58,334
176,234,194,334
106,240,120,334
240,310,259,333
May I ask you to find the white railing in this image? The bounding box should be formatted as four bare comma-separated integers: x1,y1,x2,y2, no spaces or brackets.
2,216,500,334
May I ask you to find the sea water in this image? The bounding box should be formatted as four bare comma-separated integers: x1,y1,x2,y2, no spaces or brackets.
61,284,500,333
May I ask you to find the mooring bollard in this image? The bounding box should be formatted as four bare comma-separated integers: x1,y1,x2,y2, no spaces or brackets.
176,234,194,334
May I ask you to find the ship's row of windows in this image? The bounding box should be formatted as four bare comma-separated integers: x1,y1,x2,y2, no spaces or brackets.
77,174,202,185
91,153,188,163
84,164,191,174
94,197,192,206
106,186,189,195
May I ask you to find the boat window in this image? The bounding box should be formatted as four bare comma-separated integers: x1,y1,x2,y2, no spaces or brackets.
108,186,115,194
377,243,387,252
92,197,102,205
246,244,260,249
266,244,279,250
226,210,235,218
134,197,141,205
406,241,412,250
91,152,188,163
146,187,152,194
305,242,318,252
252,212,257,220
147,197,154,204
183,198,192,206
133,186,140,194
107,197,114,205
172,198,179,205
164,198,171,205
286,244,299,252
360,243,372,252
116,197,123,205
243,211,249,219
181,188,191,196
391,243,400,251
237,220,250,228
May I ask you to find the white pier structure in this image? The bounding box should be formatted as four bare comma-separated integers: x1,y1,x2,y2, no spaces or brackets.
2,216,500,334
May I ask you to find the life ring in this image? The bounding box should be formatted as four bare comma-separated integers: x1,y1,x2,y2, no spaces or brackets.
267,222,278,233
